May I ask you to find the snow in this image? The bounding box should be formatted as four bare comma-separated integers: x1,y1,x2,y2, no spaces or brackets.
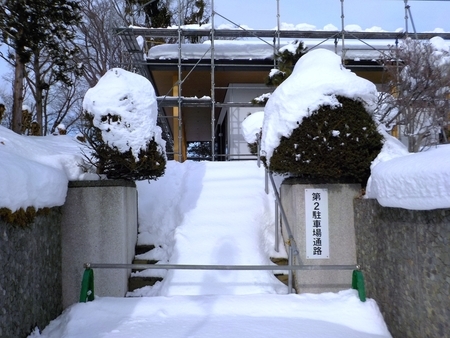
147,37,397,61
0,127,87,211
143,21,450,63
148,40,277,60
134,161,286,297
431,36,450,52
30,291,391,338
1,38,449,337
242,111,264,143
366,132,450,210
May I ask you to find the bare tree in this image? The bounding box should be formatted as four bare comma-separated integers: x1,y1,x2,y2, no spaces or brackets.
73,0,129,88
42,76,86,135
377,38,450,152
0,76,13,129
0,45,85,135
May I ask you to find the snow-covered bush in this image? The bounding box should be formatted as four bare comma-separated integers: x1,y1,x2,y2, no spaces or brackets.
82,68,166,181
261,48,383,186
267,96,382,184
242,111,264,156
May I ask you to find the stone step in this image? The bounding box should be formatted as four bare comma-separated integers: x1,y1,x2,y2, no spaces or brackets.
128,251,291,291
131,259,159,273
270,257,288,265
275,274,289,285
271,257,289,286
128,244,161,292
132,258,159,265
128,276,163,292
134,244,155,256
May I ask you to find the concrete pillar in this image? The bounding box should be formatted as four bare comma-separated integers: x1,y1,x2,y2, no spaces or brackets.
280,179,360,294
61,180,137,309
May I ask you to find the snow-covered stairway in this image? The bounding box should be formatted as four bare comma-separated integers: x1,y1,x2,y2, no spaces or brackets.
128,160,288,297
128,245,163,292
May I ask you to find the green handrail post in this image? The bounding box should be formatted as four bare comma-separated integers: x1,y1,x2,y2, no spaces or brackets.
352,269,366,302
79,267,95,303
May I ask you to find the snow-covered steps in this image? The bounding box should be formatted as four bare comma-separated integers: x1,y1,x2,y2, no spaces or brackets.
128,245,163,293
128,250,290,294
154,161,288,296
128,276,163,292
129,160,289,297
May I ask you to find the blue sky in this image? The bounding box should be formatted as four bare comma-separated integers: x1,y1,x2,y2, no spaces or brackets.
214,0,450,32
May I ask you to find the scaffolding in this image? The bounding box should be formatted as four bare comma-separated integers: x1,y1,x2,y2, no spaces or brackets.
117,0,450,161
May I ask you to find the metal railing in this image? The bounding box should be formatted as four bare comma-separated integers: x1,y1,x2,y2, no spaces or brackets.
80,262,365,303
255,132,302,291
84,262,359,272
81,262,360,298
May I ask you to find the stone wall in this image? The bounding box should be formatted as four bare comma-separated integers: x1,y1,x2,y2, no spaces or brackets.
354,198,449,338
0,209,62,338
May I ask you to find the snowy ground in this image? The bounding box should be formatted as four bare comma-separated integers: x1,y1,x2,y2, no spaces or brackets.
28,160,392,338
32,291,390,338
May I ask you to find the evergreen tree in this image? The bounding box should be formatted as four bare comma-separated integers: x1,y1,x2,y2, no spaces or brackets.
0,0,82,134
252,41,307,106
182,0,209,42
266,41,307,87
125,0,171,28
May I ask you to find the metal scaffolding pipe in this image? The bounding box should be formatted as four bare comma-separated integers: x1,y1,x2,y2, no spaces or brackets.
177,0,183,161
340,0,345,63
275,199,279,253
211,0,216,161
406,2,418,39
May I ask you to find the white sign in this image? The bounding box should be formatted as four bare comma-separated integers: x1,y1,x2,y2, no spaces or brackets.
305,189,329,259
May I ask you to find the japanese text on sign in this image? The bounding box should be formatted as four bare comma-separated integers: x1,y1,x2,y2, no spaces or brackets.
305,189,329,259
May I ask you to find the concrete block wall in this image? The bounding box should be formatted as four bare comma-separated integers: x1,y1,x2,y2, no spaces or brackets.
354,198,450,338
0,209,62,338
61,180,138,309
280,178,361,294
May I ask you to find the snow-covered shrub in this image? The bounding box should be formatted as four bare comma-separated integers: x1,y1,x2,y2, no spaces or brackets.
260,48,383,186
82,68,166,181
266,96,382,185
242,111,264,156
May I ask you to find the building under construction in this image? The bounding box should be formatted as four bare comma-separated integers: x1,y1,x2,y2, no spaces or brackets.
116,0,450,161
